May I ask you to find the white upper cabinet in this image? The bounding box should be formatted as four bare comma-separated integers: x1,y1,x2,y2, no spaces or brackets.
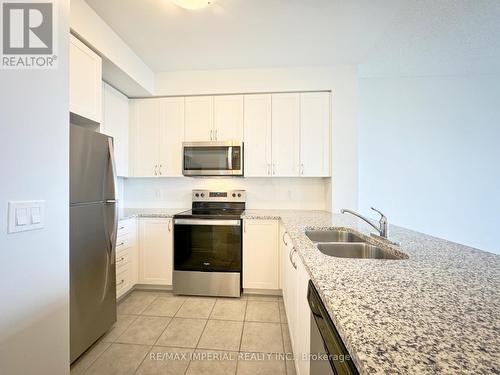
70,35,102,124
130,98,185,177
159,98,185,177
101,82,129,177
214,95,244,141
243,219,279,290
300,92,331,177
271,93,300,177
184,96,214,141
243,94,272,177
130,99,162,177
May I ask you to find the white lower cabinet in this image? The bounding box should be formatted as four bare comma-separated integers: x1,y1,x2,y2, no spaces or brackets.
280,222,311,375
296,254,311,375
138,218,173,285
116,218,137,299
243,219,279,290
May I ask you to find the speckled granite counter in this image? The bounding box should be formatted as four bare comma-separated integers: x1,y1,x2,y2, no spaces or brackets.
118,208,187,220
118,208,499,374
243,209,500,374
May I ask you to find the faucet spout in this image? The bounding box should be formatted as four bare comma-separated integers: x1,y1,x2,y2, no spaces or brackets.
341,207,388,238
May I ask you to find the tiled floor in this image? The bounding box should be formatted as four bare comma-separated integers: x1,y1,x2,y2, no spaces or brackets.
71,291,295,375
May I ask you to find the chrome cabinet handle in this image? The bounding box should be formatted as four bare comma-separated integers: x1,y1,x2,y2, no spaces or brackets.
301,163,304,175
282,232,288,246
117,279,125,286
159,164,162,175
154,165,158,176
117,241,125,246
116,257,125,263
272,164,276,175
215,129,218,140
267,164,270,175
168,219,172,232
289,247,297,269
118,226,125,230
210,129,213,141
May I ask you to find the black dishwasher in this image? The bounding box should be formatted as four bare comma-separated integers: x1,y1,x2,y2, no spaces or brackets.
308,281,359,375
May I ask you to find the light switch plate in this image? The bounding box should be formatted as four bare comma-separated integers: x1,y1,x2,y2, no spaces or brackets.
8,201,45,233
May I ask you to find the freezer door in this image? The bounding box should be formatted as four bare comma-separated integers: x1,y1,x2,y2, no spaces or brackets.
70,202,117,363
70,124,116,204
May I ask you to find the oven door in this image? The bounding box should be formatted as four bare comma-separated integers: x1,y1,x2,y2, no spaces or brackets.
182,141,243,176
174,218,242,272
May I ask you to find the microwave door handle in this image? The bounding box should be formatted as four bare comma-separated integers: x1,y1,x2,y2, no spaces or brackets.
227,146,233,170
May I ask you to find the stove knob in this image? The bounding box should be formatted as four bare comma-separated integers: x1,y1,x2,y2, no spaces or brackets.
237,193,242,197
195,193,199,197
232,193,236,197
201,193,205,197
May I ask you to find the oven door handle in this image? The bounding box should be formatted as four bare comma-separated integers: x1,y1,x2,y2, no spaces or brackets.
174,219,241,226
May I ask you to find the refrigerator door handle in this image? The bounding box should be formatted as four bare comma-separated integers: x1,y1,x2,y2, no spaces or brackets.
108,138,117,200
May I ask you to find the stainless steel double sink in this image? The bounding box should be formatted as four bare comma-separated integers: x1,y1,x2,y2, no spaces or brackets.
305,230,405,260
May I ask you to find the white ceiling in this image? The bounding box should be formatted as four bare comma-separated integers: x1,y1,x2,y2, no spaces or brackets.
84,0,500,75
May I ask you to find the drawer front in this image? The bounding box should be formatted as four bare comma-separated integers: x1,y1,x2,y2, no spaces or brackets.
116,264,131,298
116,249,130,273
116,234,131,254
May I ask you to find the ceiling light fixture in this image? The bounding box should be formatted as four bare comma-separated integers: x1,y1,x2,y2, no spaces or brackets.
171,0,214,10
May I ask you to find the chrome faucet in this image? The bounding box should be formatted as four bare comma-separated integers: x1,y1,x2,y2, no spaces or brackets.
340,207,388,238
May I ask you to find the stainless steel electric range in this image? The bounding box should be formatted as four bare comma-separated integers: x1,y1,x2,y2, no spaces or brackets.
173,190,246,297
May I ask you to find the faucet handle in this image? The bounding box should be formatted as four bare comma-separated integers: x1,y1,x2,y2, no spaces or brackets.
370,207,387,222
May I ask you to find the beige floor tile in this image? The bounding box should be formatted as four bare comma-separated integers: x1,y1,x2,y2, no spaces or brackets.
240,322,284,353
281,324,293,354
197,319,244,351
84,343,150,375
185,349,238,375
237,353,286,375
116,316,171,345
117,291,158,315
142,296,187,317
101,314,138,343
156,318,207,348
245,301,280,323
175,297,216,319
210,299,247,321
70,340,111,375
135,346,193,375
245,294,280,302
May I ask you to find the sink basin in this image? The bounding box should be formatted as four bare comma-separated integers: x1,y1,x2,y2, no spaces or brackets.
305,230,365,243
317,243,403,260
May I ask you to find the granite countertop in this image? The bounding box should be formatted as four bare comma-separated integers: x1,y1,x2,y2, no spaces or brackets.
244,209,500,375
118,208,188,220
118,208,500,374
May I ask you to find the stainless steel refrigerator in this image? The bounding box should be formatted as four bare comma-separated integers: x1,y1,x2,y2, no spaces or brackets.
70,124,117,363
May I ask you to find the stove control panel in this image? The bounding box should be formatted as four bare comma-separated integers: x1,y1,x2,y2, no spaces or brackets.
192,190,246,203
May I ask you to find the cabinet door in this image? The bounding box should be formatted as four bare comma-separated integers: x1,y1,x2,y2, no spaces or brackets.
272,93,300,176
244,94,272,177
300,92,330,177
243,219,279,290
138,218,173,285
102,82,129,177
184,96,214,142
130,99,160,177
295,257,311,375
69,35,102,123
159,98,184,176
214,95,243,141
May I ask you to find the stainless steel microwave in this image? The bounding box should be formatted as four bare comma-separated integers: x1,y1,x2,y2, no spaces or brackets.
182,141,244,176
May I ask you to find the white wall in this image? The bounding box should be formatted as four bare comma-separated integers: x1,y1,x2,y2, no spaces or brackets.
359,74,500,254
152,66,359,212
0,1,70,374
124,178,329,210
